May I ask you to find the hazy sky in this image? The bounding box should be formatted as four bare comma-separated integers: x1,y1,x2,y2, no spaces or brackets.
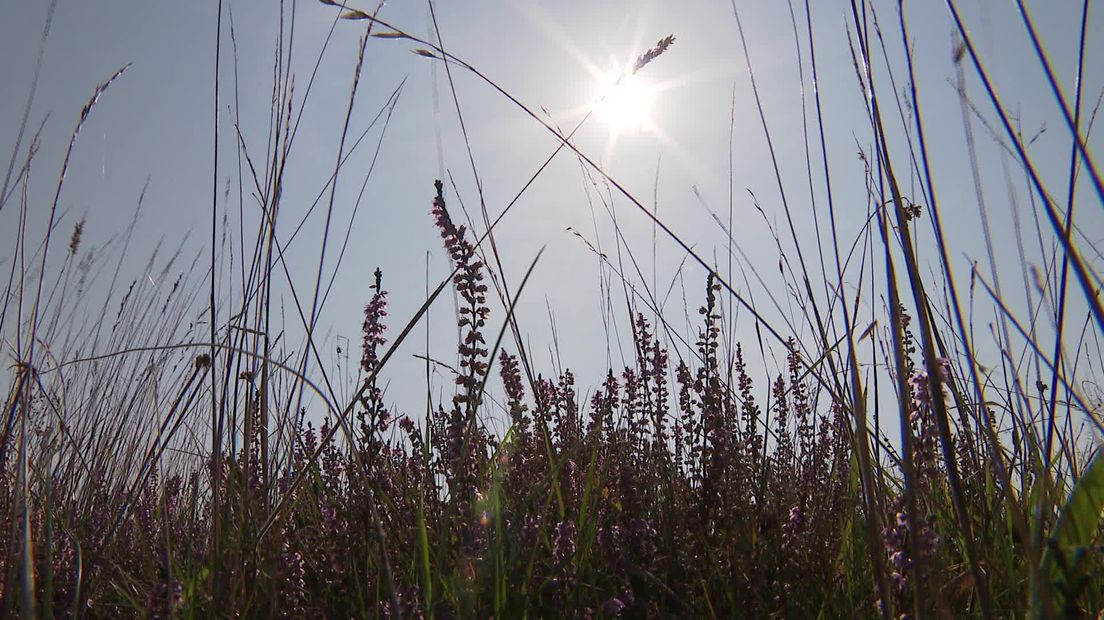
2,1,1101,430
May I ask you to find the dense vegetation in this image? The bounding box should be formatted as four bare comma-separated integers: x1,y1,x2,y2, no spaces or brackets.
2,1,1102,617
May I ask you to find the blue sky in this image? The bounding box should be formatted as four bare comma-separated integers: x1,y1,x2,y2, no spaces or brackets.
2,1,1102,438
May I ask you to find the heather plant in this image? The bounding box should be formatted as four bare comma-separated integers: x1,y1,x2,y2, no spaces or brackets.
2,0,1104,618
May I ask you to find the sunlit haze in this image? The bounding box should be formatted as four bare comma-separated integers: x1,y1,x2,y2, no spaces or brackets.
595,72,657,135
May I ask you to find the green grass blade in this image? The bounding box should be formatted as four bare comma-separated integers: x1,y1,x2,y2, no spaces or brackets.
1040,450,1104,615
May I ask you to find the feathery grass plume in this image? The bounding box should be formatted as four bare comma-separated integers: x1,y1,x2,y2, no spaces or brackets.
67,219,84,256
632,34,675,74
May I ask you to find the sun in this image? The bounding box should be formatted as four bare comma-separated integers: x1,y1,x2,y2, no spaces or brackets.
594,71,657,134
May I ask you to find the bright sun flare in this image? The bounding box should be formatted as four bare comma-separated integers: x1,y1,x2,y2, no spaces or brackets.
595,72,656,134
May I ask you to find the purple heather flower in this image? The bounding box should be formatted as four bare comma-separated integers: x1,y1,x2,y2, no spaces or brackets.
399,416,415,434
361,271,389,374
597,525,623,564
887,564,905,586
600,596,626,615
787,505,803,531
910,358,952,410
628,518,657,560
145,579,184,619
553,520,577,564
909,371,931,409
522,514,541,542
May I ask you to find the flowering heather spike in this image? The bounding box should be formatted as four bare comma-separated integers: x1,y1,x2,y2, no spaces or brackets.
427,181,497,561
279,528,307,616
881,499,942,614
430,180,490,410
499,350,527,428
431,179,455,242
633,34,675,74
361,268,389,374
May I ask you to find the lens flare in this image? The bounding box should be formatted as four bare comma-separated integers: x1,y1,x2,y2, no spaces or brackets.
595,72,656,133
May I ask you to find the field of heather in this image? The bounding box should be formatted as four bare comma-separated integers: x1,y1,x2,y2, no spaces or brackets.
2,1,1103,618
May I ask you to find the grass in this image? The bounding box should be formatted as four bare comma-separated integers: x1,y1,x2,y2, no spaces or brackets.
2,0,1103,617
